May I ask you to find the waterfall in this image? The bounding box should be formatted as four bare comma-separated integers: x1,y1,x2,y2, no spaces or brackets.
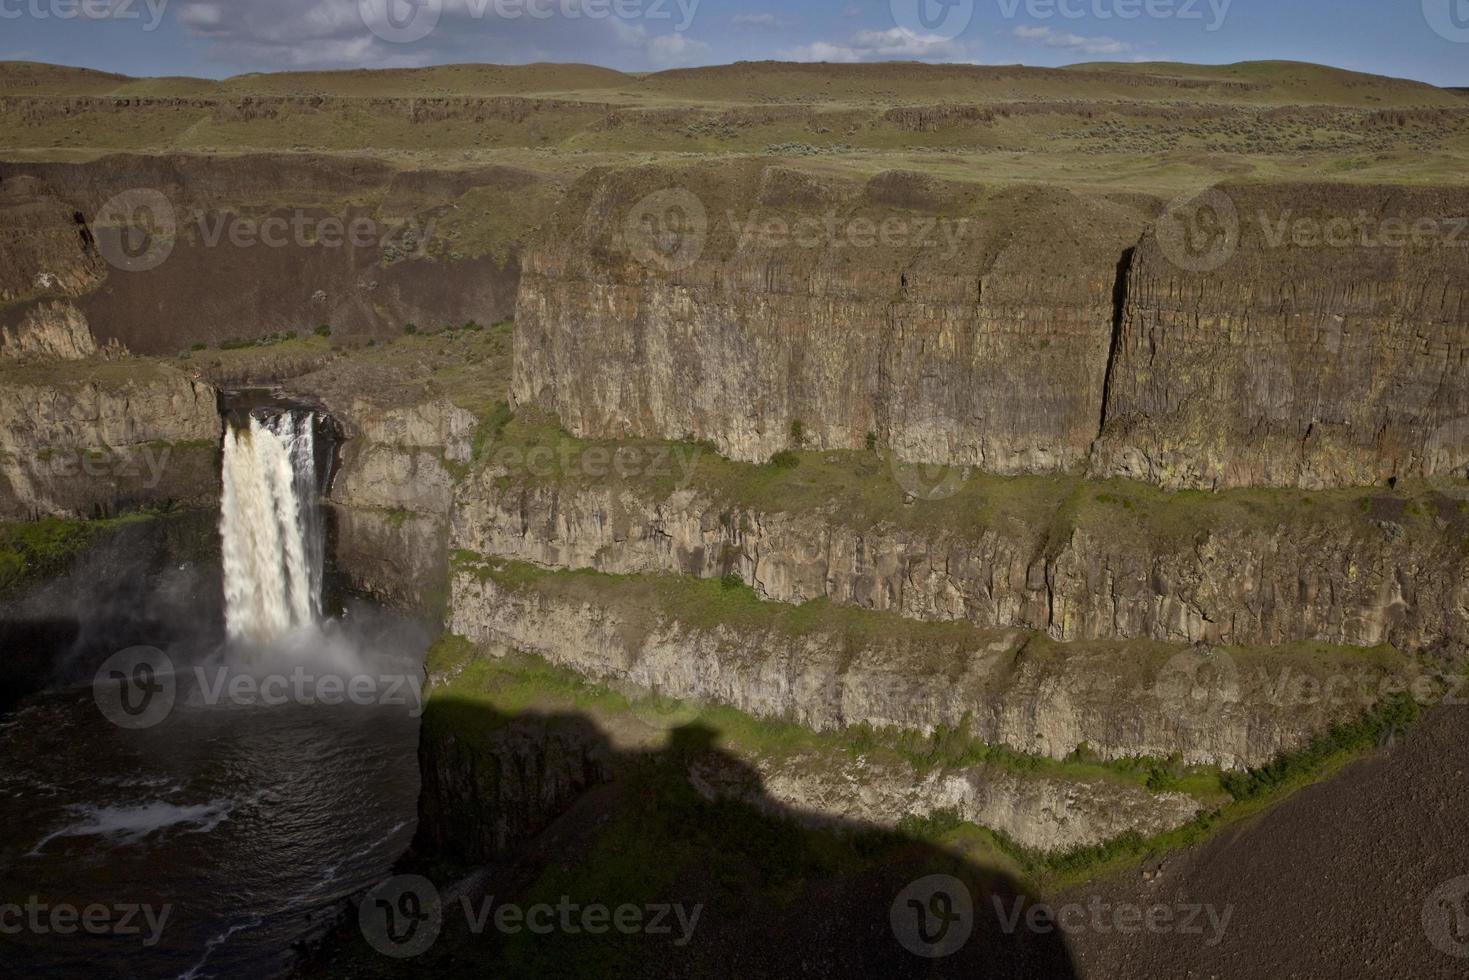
220,410,325,644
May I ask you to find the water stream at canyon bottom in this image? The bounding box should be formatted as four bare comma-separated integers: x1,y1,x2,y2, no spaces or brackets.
0,399,427,978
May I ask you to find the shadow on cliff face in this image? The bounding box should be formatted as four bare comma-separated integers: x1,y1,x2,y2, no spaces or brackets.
307,699,1079,979
0,510,223,713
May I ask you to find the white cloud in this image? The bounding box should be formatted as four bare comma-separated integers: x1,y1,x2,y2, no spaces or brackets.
168,0,706,71
647,32,712,66
1011,25,1132,56
781,40,862,63
782,27,970,63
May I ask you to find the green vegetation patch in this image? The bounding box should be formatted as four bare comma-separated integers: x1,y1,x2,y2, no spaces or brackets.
0,511,160,598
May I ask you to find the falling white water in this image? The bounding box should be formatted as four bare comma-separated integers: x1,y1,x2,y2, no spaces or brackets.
220,412,323,644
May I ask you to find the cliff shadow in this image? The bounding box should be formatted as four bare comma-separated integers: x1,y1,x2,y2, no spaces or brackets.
307,696,1080,979
0,510,223,714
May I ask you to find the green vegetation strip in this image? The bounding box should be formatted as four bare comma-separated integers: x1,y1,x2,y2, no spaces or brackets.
425,631,1428,890
474,407,1469,551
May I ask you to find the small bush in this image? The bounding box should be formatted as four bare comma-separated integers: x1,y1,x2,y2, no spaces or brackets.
865,431,877,452
403,323,418,335
789,419,805,448
189,342,206,351
314,324,331,337
768,451,799,470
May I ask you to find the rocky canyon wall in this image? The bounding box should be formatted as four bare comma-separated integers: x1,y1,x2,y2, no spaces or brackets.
452,476,1469,655
0,155,546,355
513,163,1141,472
513,165,1469,490
0,364,220,520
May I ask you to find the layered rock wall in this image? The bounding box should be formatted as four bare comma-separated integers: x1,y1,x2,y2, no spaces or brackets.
513,168,1469,490
453,479,1469,654
0,366,220,519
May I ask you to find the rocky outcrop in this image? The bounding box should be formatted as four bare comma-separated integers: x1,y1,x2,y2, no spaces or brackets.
447,562,1423,770
513,163,1144,471
416,708,613,863
694,751,1201,854
317,395,478,610
0,365,220,519
1093,184,1469,490
0,300,102,360
452,477,1469,655
0,175,103,306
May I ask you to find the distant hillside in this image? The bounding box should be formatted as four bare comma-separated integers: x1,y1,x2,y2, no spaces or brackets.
2,58,1460,108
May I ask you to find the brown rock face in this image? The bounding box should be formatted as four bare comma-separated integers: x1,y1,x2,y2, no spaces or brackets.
514,169,1469,490
0,175,103,305
1094,184,1469,490
513,162,1145,471
0,365,221,519
453,477,1469,656
0,156,540,354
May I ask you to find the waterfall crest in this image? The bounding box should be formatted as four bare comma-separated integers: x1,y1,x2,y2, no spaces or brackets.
220,410,325,644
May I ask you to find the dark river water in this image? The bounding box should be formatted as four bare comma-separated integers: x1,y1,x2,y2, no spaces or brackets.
0,606,426,979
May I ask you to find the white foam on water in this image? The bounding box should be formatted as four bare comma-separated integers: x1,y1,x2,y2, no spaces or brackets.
28,799,233,855
177,916,262,980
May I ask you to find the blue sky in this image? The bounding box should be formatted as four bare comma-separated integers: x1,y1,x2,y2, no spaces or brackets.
0,0,1465,85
